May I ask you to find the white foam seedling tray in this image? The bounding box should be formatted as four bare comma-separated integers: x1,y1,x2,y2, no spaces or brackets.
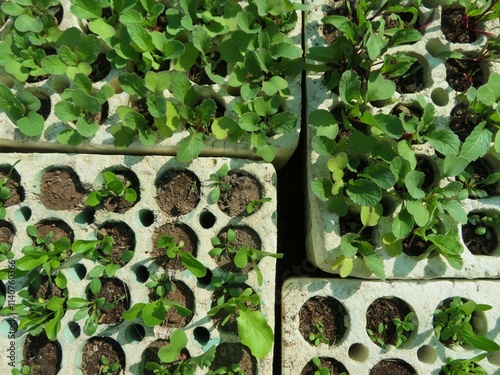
305,0,500,278
0,153,278,374
282,278,500,375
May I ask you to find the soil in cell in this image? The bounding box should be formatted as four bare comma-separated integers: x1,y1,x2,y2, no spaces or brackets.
446,58,484,92
369,359,416,375
156,170,201,216
87,277,130,325
142,339,190,375
98,221,135,266
218,171,262,217
40,167,86,210
209,343,257,375
81,337,126,375
391,62,424,94
22,333,62,375
0,220,14,246
148,279,195,328
301,357,348,375
441,7,477,43
100,170,140,213
0,165,24,207
151,223,198,270
89,54,112,82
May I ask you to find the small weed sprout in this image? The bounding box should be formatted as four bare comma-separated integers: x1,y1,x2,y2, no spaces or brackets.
367,322,387,349
0,241,14,262
246,197,271,214
208,163,230,204
467,212,500,241
308,321,330,346
310,357,347,375
394,311,415,348
99,356,121,374
11,365,32,375
86,171,137,207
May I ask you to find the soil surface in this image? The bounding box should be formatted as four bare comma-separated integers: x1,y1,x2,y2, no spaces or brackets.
156,170,200,216
402,233,432,257
87,278,130,325
366,297,413,347
391,62,424,94
81,337,126,375
148,280,195,328
101,170,140,213
441,7,477,43
449,103,477,141
35,220,74,243
301,356,348,375
218,172,262,217
89,54,112,82
463,158,498,198
213,226,261,274
209,343,257,374
22,333,62,375
39,168,86,210
446,58,484,92
98,222,135,266
189,55,227,85
28,275,64,301
151,223,198,270
339,210,374,242
369,359,416,375
0,220,14,246
299,296,347,346
0,165,24,207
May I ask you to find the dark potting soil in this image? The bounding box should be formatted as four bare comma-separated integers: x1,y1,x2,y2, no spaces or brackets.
462,219,497,255
151,223,198,270
156,169,201,216
0,165,24,207
446,58,484,92
101,170,140,213
28,275,64,301
322,0,354,44
142,339,190,375
441,7,477,43
366,297,413,347
22,333,62,375
449,103,477,141
463,158,498,198
214,226,262,274
87,278,130,325
38,96,51,121
98,222,135,266
189,55,228,85
132,98,155,126
81,336,126,375
391,62,424,94
402,233,432,257
339,210,374,242
299,296,347,346
0,220,14,246
391,104,423,122
35,219,74,241
148,280,195,328
301,356,348,375
218,172,262,217
369,359,416,375
39,168,86,210
89,54,112,82
209,343,257,374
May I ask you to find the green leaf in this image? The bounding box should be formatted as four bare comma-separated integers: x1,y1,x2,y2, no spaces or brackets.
67,298,90,309
460,332,500,352
404,171,425,199
361,204,383,227
361,165,396,189
373,113,404,138
270,42,302,59
363,253,385,280
128,24,155,52
142,301,166,326
459,122,492,162
177,133,204,163
311,178,333,202
443,155,469,177
178,252,206,277
163,39,185,59
340,233,359,258
269,112,297,134
15,15,43,33
122,303,146,321
41,55,67,75
237,309,274,359
192,25,211,55
238,112,260,132
339,70,361,103
16,112,44,137
88,18,115,40
70,0,102,19
366,71,396,102
392,209,413,239
145,71,170,93
1,1,24,16
262,76,288,96
119,73,147,97
407,200,429,227
346,179,382,206
425,130,460,155
72,89,101,113
309,109,336,127
442,200,467,225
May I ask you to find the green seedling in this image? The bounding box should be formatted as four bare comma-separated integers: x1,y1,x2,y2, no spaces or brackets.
441,353,488,375
443,0,500,38
433,296,500,351
207,278,273,359
207,163,230,204
246,197,271,214
367,322,388,349
308,321,330,346
394,311,415,348
145,329,215,375
100,356,121,374
122,273,191,327
458,161,500,199
310,356,347,375
467,212,500,241
11,364,32,375
0,160,20,220
0,242,14,262
86,171,138,207
156,236,206,278
67,277,125,336
206,363,246,375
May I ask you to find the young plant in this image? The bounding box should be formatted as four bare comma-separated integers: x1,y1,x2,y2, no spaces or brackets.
441,353,488,375
308,321,330,346
122,273,191,327
100,356,121,374
0,242,15,262
246,197,272,214
209,228,283,285
433,296,500,351
12,365,33,375
458,162,500,198
0,160,20,220
156,235,206,277
206,363,246,375
466,212,500,242
207,163,230,204
207,278,274,359
145,329,215,375
54,73,115,146
309,357,347,375
367,322,388,349
67,278,126,336
394,311,415,348
86,170,138,208
111,71,181,148
443,0,500,37
15,225,71,289
0,84,45,137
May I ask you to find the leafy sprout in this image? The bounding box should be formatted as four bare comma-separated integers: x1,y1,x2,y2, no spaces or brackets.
100,356,121,374
156,236,206,278
367,322,387,349
0,160,20,220
208,163,230,204
394,311,415,348
308,321,330,346
86,171,138,207
12,364,32,375
441,353,488,375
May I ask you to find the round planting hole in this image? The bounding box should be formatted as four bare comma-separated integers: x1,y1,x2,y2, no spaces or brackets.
301,357,349,375
82,336,126,375
142,339,187,375
462,210,500,256
155,169,201,216
23,333,62,375
125,323,145,343
199,210,216,229
74,207,95,225
0,220,15,248
417,344,438,363
16,206,32,222
139,209,155,227
370,359,416,375
366,296,416,349
348,343,369,362
94,168,141,213
193,326,210,346
197,268,213,287
132,265,149,283
64,321,81,342
86,277,131,327
425,38,445,57
299,296,348,346
69,263,87,281
0,281,5,309
152,223,198,270
0,164,25,207
217,171,263,217
431,88,449,107
97,221,136,267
